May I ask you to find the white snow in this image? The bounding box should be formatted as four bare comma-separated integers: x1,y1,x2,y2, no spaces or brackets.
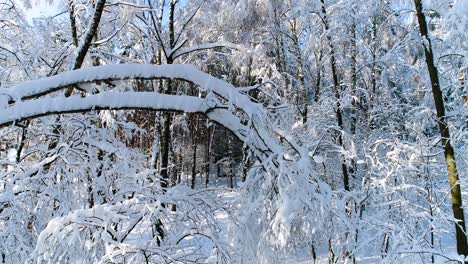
7,148,17,162
1,64,264,117
13,0,64,25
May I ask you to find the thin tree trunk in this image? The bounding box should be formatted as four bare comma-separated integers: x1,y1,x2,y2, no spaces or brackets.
350,21,357,135
68,0,78,47
65,0,107,97
328,238,336,264
227,130,234,189
414,0,468,258
368,16,378,129
348,21,358,191
191,115,199,189
241,145,249,182
312,243,317,264
381,233,389,258
205,124,214,187
320,0,350,192
15,121,29,163
289,18,308,124
159,0,176,192
313,51,322,103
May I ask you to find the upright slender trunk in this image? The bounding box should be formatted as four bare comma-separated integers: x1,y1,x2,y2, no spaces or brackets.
313,51,322,103
273,5,287,74
350,22,357,135
160,110,172,190
191,115,199,189
311,243,317,264
296,40,308,124
151,54,163,171
241,145,249,182
289,18,308,124
320,0,350,192
170,137,178,188
205,125,214,187
321,2,352,260
68,0,78,47
328,238,336,264
414,0,468,258
226,129,234,189
381,233,389,258
368,16,378,128
159,0,176,191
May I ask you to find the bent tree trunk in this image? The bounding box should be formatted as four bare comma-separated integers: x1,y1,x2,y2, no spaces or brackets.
414,0,468,258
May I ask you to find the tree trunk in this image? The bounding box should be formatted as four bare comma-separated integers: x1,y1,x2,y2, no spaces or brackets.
205,124,214,187
289,18,308,124
159,0,177,192
311,243,317,264
313,51,322,103
320,0,350,192
68,0,78,47
350,21,357,135
191,115,199,189
368,16,379,129
328,238,336,264
414,0,468,258
65,0,106,97
227,130,234,189
241,145,249,182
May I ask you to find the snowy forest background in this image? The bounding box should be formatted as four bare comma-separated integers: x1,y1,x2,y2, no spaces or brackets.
1,0,468,263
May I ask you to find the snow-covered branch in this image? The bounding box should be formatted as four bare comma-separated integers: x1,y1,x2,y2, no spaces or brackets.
0,64,263,117
171,42,242,60
0,92,211,127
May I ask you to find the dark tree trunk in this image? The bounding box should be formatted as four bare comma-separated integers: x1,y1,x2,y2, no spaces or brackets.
205,125,214,187
159,0,176,192
320,0,350,192
414,0,468,258
68,0,78,47
65,0,106,97
191,115,199,189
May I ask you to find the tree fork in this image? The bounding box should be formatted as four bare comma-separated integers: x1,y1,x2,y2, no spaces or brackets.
65,0,107,97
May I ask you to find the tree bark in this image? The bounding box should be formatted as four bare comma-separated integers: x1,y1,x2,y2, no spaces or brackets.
320,0,350,192
289,18,308,124
159,0,177,191
241,145,249,182
313,50,322,103
205,124,214,187
414,0,468,258
368,15,379,129
191,115,199,189
350,21,357,135
65,0,107,97
68,0,78,47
